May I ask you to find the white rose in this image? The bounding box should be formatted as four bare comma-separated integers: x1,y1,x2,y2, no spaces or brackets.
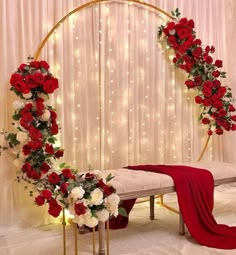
13,158,22,168
84,213,99,228
96,209,109,222
73,215,85,226
23,92,32,99
12,100,25,110
16,131,28,144
89,188,104,206
105,193,120,216
70,186,85,201
39,109,51,121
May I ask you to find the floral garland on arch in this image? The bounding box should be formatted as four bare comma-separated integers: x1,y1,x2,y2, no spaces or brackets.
158,9,236,135
0,57,121,228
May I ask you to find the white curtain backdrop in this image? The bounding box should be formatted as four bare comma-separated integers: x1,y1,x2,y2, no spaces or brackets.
0,0,236,227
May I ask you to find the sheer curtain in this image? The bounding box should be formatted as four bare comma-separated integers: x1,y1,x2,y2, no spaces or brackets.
0,0,235,227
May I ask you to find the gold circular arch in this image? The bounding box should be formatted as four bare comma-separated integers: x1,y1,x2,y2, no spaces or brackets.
34,0,210,162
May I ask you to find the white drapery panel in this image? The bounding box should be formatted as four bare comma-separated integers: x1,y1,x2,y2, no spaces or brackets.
0,0,236,227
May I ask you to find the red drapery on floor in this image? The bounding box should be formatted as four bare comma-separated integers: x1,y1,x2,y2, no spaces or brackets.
110,165,236,249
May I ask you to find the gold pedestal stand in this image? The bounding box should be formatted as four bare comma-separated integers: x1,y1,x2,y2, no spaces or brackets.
62,209,110,255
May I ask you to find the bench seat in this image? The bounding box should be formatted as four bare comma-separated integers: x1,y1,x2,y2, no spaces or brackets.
97,161,236,255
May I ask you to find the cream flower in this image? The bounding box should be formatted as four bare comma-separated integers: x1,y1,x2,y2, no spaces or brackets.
96,209,109,222
39,109,51,121
105,193,120,216
23,92,32,99
84,212,99,228
89,188,104,206
16,131,28,144
12,100,25,110
70,186,85,201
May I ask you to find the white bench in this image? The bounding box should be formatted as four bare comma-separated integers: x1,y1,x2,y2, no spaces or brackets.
97,161,236,255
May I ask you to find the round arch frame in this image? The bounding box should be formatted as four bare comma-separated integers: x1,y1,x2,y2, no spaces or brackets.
32,1,212,254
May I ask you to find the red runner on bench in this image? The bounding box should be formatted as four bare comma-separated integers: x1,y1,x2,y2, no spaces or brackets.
111,165,236,249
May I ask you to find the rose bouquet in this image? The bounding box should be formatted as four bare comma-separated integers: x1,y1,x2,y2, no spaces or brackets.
158,9,236,135
0,57,121,227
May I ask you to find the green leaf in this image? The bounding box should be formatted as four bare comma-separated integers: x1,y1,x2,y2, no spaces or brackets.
59,162,66,168
118,207,128,217
105,173,114,183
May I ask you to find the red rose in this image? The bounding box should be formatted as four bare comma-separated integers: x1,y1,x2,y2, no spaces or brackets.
48,172,60,184
18,64,27,71
40,162,51,173
212,70,220,78
195,96,203,104
213,80,221,88
185,80,196,88
202,118,210,124
27,169,41,179
103,185,115,196
36,97,45,115
74,202,87,216
203,98,212,107
35,195,45,206
229,104,236,112
204,55,213,64
167,21,175,30
231,115,236,122
48,199,62,217
218,109,227,117
43,78,59,94
212,100,223,109
54,149,64,158
60,182,68,194
203,81,213,89
23,145,31,155
62,168,75,179
85,172,95,181
231,124,236,131
20,112,34,129
202,87,212,97
26,72,45,88
22,162,32,173
210,46,215,53
188,19,194,28
217,86,227,97
208,130,213,136
50,121,59,135
50,110,57,120
30,61,40,69
45,143,54,154
29,126,42,140
12,80,30,94
27,140,43,150
215,128,223,135
215,60,223,68
40,60,50,70
41,189,52,200
194,76,202,85
10,73,23,85
97,180,106,188
192,47,202,58
194,39,202,45
176,27,192,40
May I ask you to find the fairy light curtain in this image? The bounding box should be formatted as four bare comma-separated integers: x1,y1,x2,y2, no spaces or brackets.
37,0,218,171
0,0,236,227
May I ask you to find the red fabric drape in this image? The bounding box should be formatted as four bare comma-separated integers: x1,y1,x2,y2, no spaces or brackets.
111,165,236,249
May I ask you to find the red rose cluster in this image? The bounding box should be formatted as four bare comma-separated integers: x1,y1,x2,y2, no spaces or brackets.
35,168,76,217
159,16,236,135
10,60,59,96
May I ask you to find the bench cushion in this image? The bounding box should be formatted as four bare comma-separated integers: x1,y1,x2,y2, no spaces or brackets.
101,161,236,200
